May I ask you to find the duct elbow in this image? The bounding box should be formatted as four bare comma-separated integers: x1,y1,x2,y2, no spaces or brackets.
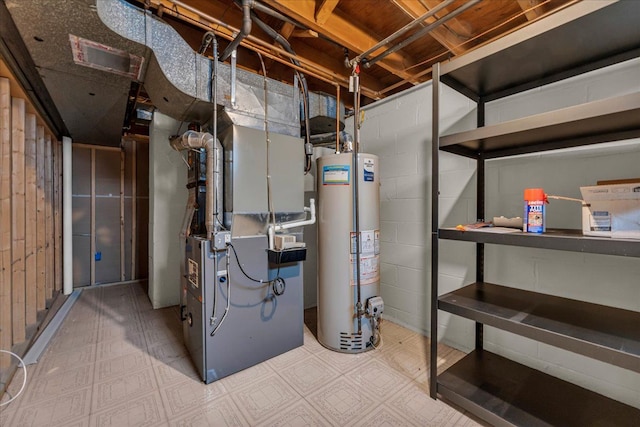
241,0,252,34
169,130,215,151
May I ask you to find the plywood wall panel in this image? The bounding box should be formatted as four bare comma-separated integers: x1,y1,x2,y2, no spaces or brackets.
54,141,62,292
0,77,12,365
11,97,26,343
44,134,53,301
24,113,37,325
35,126,46,310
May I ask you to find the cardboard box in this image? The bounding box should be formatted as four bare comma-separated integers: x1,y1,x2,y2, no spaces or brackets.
580,183,640,239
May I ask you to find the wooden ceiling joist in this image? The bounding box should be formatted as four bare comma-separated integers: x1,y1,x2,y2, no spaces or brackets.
391,0,469,56
315,0,339,25
517,0,545,21
262,0,420,83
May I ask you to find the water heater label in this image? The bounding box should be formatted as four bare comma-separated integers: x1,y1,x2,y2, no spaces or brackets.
322,165,350,185
350,254,379,286
363,158,375,182
188,258,199,288
350,230,380,255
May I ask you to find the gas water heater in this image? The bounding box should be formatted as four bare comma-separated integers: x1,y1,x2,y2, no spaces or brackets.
317,152,383,352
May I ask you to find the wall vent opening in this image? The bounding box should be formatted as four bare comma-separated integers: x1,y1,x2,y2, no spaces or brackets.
69,34,143,80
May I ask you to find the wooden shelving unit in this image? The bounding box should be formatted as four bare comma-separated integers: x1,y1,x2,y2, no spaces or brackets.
429,1,640,425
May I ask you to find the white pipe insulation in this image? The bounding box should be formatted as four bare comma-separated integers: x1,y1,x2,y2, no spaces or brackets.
170,130,223,239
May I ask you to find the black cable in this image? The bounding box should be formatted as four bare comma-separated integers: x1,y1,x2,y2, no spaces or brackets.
227,243,280,285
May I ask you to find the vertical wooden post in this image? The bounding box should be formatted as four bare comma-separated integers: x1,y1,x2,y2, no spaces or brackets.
44,134,53,301
35,126,46,310
11,97,26,343
131,141,137,280
24,113,37,325
120,147,125,281
0,78,12,365
90,148,96,286
54,140,62,292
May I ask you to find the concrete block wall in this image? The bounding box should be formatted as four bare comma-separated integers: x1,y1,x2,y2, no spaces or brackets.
347,83,477,332
352,57,640,407
482,57,640,408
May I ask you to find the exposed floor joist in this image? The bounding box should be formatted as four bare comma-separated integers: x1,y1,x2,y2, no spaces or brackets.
262,0,421,83
391,0,469,56
518,0,545,21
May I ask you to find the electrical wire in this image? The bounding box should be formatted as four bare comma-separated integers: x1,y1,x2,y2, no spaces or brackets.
0,350,27,407
226,243,280,285
210,246,231,336
255,51,277,230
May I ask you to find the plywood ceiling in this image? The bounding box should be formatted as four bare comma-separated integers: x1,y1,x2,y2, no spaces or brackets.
134,0,576,105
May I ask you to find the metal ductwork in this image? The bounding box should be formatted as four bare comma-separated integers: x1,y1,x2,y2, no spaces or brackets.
97,0,301,136
169,131,223,239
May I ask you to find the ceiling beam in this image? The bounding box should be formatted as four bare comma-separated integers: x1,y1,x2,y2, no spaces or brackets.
280,22,296,39
291,29,319,38
391,0,468,55
517,0,545,21
315,0,339,25
262,0,420,83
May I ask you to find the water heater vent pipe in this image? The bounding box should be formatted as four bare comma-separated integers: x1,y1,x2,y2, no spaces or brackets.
170,131,223,240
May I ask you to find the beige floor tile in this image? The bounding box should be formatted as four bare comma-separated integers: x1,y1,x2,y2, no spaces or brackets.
11,387,92,427
147,339,189,366
352,403,418,427
378,344,428,380
231,373,302,424
153,355,200,388
219,359,274,390
345,358,412,402
388,382,464,426
302,333,326,354
97,320,144,343
306,376,378,426
47,328,98,352
24,363,94,404
143,324,183,348
314,347,373,374
90,392,166,427
0,407,17,426
160,378,227,418
92,367,157,412
266,344,312,371
36,342,96,376
255,399,331,427
95,352,151,382
380,319,418,342
0,362,32,409
168,395,248,427
3,284,472,427
96,332,147,361
277,354,340,395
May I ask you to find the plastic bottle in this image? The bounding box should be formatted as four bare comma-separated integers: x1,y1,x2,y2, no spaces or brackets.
524,188,546,233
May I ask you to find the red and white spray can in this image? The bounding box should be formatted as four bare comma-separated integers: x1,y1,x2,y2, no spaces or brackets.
524,188,546,233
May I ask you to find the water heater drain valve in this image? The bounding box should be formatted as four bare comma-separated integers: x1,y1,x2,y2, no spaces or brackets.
366,296,384,318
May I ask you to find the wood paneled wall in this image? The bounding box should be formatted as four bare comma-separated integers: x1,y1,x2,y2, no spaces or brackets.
0,74,62,377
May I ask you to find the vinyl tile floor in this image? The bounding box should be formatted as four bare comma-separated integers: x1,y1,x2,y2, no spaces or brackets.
1,283,483,426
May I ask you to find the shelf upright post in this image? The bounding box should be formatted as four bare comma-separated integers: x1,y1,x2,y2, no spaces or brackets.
429,62,441,399
475,99,485,351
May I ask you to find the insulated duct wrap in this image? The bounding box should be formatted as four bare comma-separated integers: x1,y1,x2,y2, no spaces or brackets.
97,0,300,136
